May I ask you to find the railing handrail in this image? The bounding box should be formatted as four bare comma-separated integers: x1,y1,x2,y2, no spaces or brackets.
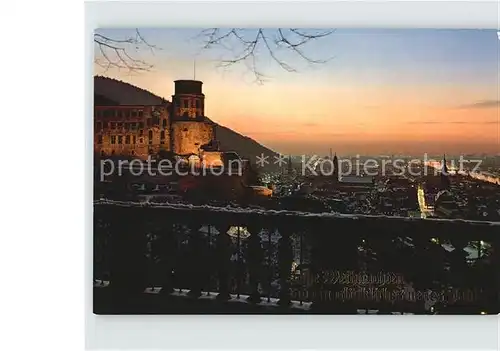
94,198,500,227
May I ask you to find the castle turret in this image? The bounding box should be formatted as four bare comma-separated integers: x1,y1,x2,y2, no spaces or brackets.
172,80,205,120
171,80,216,156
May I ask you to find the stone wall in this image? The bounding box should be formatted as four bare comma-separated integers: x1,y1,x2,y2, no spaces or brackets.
94,105,170,160
171,121,214,156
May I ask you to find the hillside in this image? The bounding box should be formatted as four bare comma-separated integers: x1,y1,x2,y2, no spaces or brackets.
94,76,279,166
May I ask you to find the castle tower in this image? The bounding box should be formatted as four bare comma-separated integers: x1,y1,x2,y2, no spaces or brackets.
333,152,339,182
172,80,205,120
287,155,293,175
171,80,215,156
441,154,450,189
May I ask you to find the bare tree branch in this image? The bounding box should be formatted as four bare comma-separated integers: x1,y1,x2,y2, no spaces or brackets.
199,28,335,83
94,29,159,74
94,28,334,82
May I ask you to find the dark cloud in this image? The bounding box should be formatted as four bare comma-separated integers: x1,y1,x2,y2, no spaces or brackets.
248,130,348,137
458,100,499,109
407,120,497,125
407,121,441,125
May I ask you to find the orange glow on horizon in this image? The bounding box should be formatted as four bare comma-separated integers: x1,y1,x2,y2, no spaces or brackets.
97,68,499,155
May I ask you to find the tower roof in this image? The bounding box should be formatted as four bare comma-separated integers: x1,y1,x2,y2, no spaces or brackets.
174,79,203,84
174,80,203,95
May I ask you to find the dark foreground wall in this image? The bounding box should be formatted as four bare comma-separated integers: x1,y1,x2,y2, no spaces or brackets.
93,201,500,314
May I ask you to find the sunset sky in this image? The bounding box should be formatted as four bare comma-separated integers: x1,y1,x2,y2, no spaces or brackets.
94,28,500,156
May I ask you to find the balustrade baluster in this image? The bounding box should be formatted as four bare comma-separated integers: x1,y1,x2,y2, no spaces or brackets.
93,215,110,282
157,217,176,295
309,223,324,310
187,222,203,298
267,226,273,303
215,224,231,301
206,225,212,296
449,236,469,290
246,223,263,304
108,207,148,295
490,234,500,313
299,231,304,306
236,226,241,299
277,224,293,306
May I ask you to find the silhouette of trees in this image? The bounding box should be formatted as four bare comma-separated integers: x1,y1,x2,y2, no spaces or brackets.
94,29,158,72
198,28,335,84
95,28,335,82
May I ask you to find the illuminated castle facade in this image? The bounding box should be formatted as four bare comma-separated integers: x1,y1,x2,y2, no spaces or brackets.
94,79,217,160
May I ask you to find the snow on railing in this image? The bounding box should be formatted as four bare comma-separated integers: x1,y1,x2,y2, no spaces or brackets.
94,199,500,226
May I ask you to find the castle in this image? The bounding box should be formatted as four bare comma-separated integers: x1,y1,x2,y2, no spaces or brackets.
94,79,220,163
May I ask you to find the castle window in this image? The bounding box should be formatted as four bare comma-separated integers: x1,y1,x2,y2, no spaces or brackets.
110,122,117,129
125,135,130,144
162,119,167,128
110,135,116,144
124,123,129,131
131,110,137,118
138,110,143,117
139,138,144,144
148,130,153,144
160,131,165,140
139,129,144,136
130,123,137,130
117,122,123,130
132,136,136,144
160,140,165,145
118,136,123,144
